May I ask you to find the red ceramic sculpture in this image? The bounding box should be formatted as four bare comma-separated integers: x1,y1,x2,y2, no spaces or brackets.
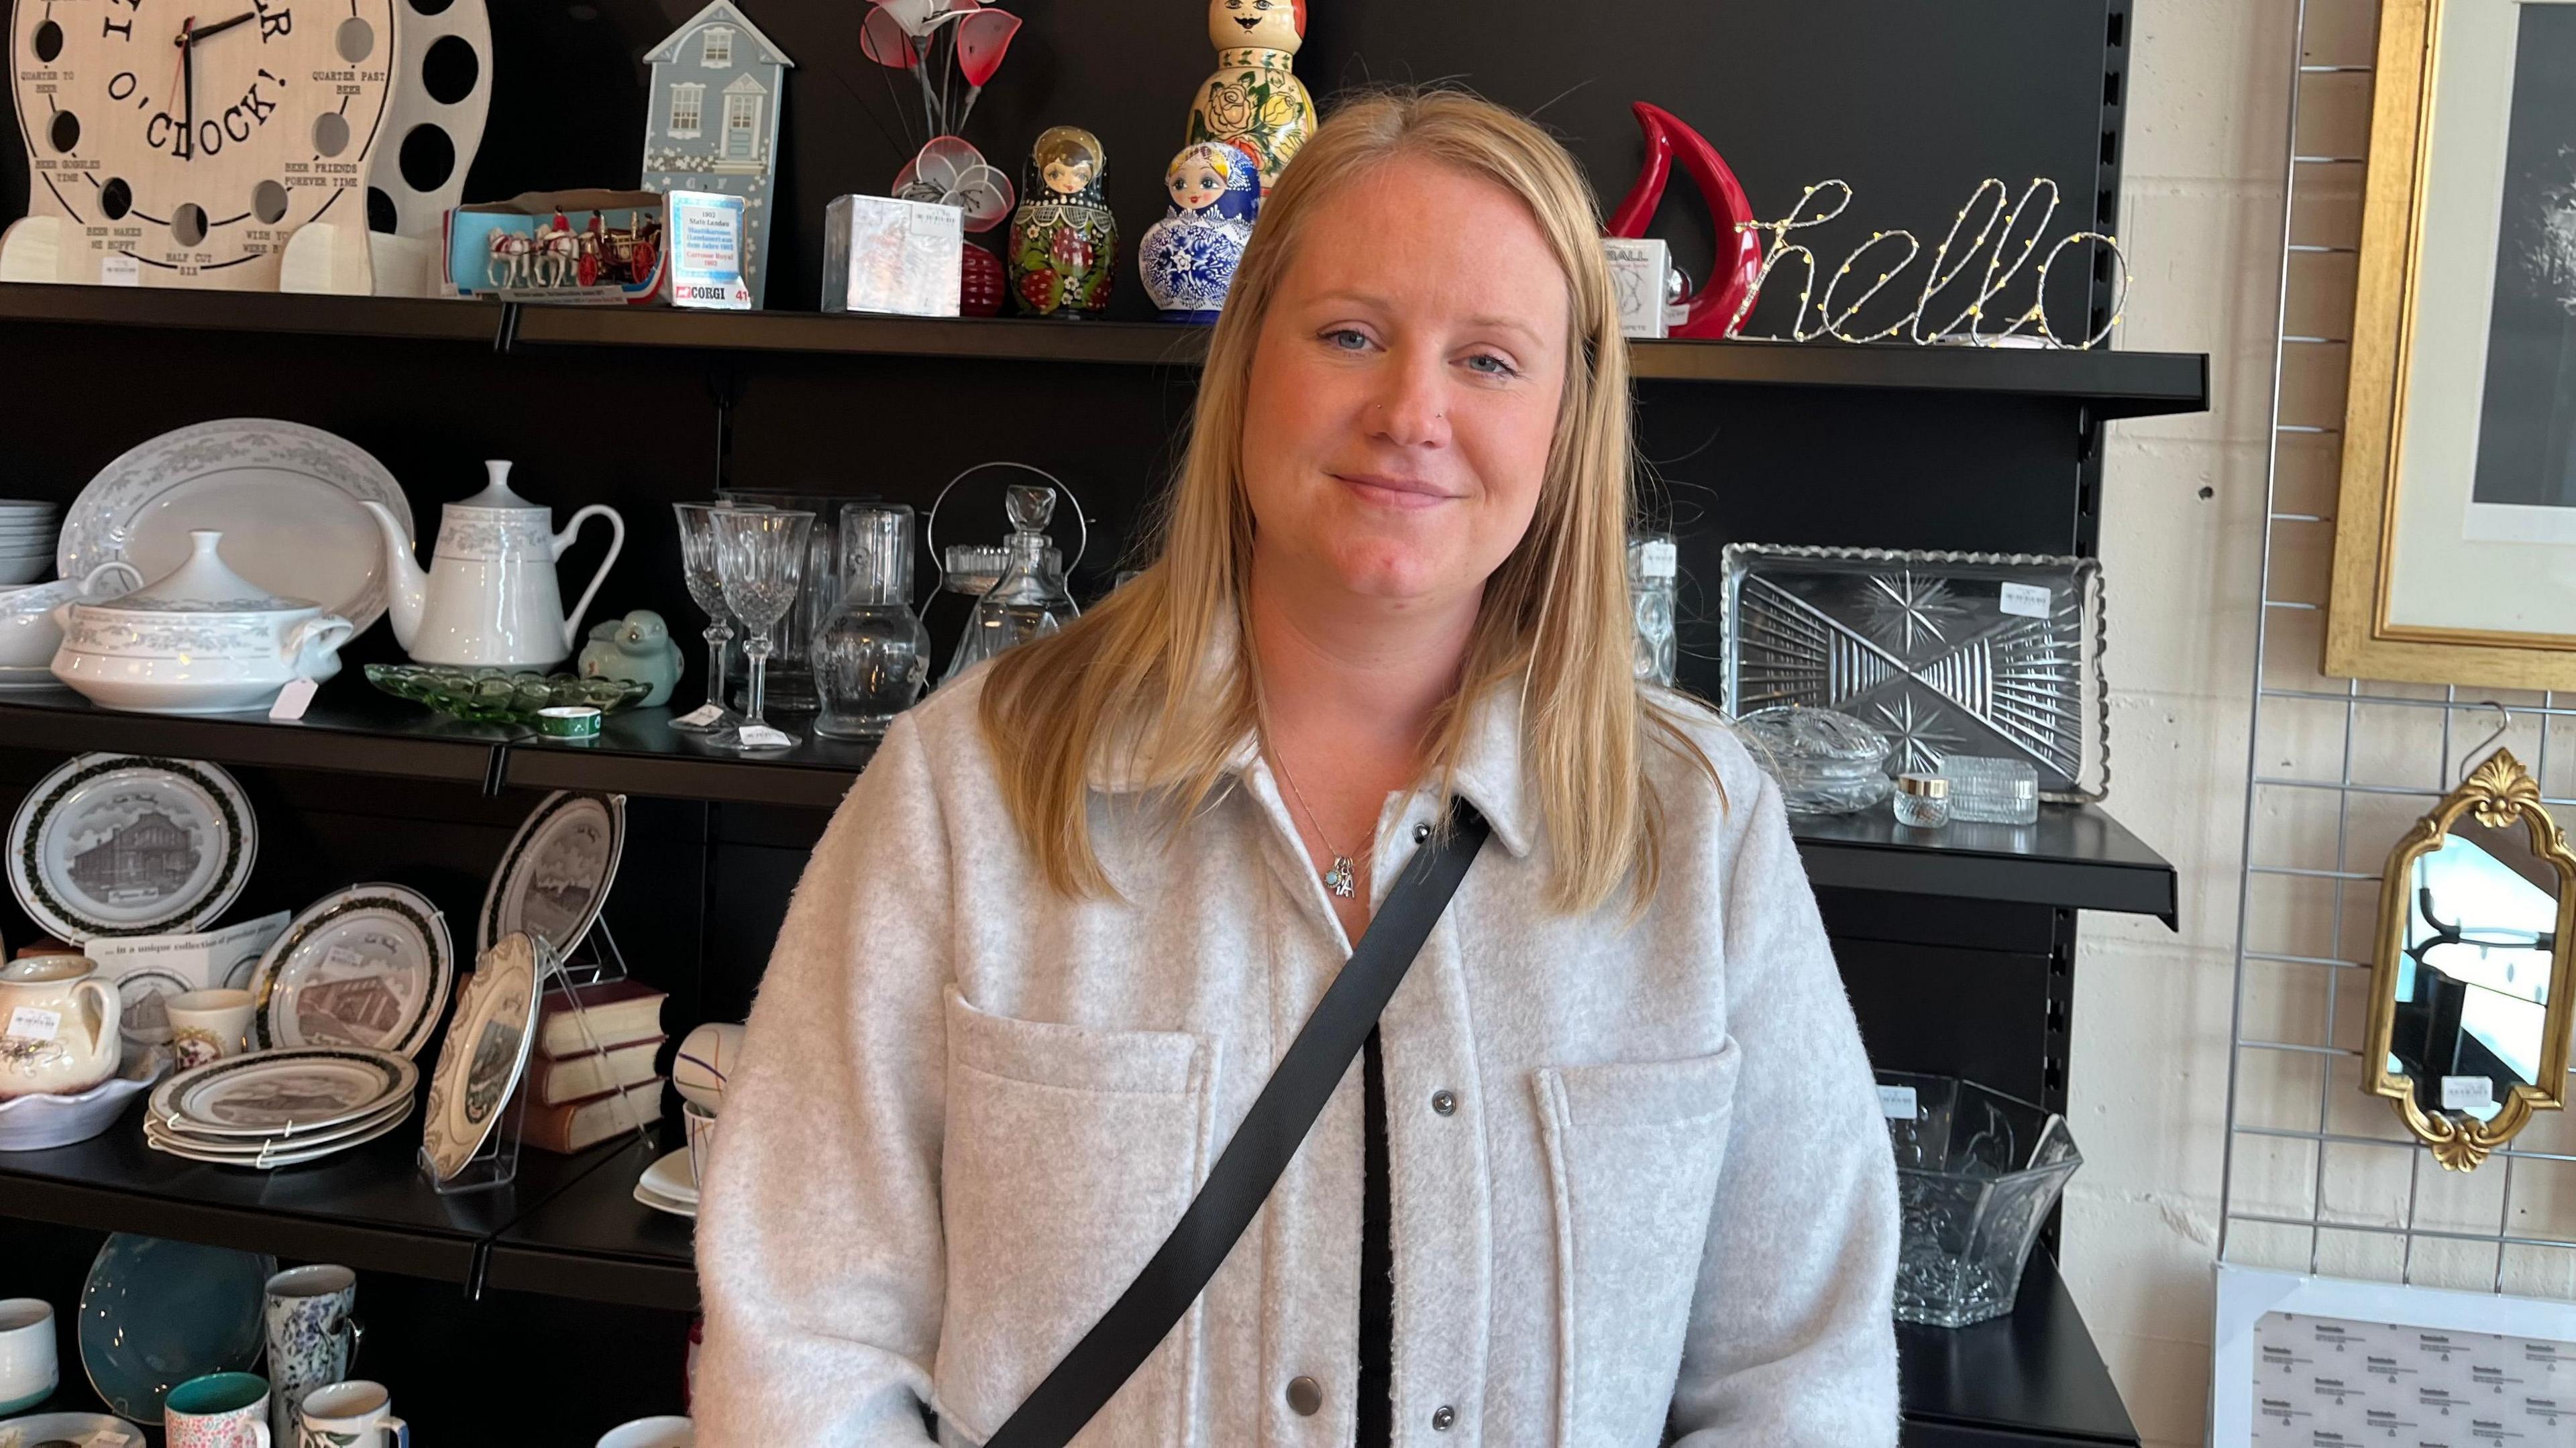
1606,102,1764,339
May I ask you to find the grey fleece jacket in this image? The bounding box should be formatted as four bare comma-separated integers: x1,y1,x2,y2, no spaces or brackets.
692,673,1899,1447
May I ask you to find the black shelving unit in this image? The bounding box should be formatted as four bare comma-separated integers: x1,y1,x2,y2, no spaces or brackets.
0,686,2176,912
0,2,2192,1437
0,282,2211,421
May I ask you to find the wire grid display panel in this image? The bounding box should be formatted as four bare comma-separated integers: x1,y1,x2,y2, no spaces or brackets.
2218,0,2576,1298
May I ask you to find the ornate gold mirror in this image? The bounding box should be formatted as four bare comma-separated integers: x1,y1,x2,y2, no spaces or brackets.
2364,749,2576,1170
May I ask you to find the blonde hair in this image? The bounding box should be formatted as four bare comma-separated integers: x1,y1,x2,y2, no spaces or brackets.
979,89,1714,913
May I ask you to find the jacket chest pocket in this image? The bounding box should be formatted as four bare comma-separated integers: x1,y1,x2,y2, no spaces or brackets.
1532,1042,1742,1448
934,987,1216,1447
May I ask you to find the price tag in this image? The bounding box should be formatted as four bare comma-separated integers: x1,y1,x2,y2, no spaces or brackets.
1878,1084,1919,1119
736,724,796,750
101,251,141,286
1637,539,1678,579
1998,582,2053,619
2440,1075,2493,1111
5,1006,61,1042
269,678,319,721
673,704,728,729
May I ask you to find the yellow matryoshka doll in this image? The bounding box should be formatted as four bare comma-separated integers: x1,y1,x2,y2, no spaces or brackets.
1185,0,1316,192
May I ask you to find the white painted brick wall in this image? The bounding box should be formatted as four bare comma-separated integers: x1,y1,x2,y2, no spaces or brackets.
2069,2,2314,1443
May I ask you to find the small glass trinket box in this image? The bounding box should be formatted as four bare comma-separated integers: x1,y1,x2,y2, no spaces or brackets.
1941,756,2041,826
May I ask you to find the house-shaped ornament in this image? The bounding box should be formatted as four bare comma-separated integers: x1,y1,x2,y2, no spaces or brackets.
643,1,794,307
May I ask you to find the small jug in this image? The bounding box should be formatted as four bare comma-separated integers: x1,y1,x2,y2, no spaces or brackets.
360,461,625,669
0,956,121,1099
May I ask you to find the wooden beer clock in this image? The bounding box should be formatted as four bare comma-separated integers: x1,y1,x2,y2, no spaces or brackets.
5,0,398,290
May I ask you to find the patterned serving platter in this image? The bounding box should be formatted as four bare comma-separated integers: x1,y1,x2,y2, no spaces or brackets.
59,419,412,634
6,753,256,944
249,885,451,1058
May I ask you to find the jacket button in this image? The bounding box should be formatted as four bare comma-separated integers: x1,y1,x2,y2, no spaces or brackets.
1432,1404,1456,1431
1413,822,1432,842
1430,1089,1456,1116
1286,1376,1323,1416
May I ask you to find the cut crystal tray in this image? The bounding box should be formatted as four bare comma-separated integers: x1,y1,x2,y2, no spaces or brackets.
1720,545,2108,801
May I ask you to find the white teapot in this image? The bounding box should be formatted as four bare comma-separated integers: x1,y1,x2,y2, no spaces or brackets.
0,956,121,1099
362,461,625,669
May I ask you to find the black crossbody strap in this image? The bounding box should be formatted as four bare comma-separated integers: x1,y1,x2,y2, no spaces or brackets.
983,800,1491,1448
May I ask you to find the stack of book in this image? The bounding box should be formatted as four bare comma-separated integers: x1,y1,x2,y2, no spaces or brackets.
508,979,669,1154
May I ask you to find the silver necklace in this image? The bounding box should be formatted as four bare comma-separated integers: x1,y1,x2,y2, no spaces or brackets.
1271,750,1362,899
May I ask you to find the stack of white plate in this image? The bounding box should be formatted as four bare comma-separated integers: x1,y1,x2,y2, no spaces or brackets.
0,500,58,587
145,1048,417,1169
633,1146,698,1219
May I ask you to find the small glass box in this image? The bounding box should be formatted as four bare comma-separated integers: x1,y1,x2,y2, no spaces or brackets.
1942,756,2041,826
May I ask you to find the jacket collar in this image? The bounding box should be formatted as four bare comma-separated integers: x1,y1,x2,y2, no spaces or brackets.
1094,660,1538,860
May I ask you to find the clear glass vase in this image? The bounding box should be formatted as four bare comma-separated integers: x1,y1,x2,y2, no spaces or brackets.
941,484,1079,685
1882,1072,2084,1327
813,504,931,742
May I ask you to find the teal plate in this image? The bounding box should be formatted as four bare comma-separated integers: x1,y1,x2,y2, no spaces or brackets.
364,664,651,727
78,1233,273,1424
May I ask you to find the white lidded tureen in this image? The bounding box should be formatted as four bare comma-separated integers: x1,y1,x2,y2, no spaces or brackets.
50,529,356,714
0,561,142,671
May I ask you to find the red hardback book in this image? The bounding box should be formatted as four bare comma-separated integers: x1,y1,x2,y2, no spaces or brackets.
535,980,667,1060
508,1078,663,1154
531,1035,665,1107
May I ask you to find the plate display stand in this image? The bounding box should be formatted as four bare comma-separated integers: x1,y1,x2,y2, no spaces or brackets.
421,924,647,1196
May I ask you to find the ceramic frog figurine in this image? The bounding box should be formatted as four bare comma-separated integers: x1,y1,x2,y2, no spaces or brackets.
578,610,684,707
1140,140,1262,321
1186,0,1314,192
1007,126,1119,318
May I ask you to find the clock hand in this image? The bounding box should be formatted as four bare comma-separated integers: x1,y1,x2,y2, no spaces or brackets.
186,11,259,43
179,19,195,160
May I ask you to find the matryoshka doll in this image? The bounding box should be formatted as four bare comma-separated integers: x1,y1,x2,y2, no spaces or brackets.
1140,140,1263,322
1007,126,1120,319
1186,0,1316,192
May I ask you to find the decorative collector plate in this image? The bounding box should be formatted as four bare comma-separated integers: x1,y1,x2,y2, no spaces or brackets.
149,1047,416,1138
1720,544,2110,801
7,753,256,944
59,418,414,635
421,932,543,1182
478,790,625,956
249,885,451,1057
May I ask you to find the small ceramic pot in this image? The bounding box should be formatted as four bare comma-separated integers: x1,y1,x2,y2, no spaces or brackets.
52,531,352,715
0,1298,57,1414
0,561,142,668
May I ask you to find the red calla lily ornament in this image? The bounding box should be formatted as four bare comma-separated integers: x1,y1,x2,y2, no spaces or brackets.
863,0,1022,315
1606,102,1764,339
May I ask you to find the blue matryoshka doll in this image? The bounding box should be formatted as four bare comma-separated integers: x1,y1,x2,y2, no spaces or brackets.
1138,138,1263,323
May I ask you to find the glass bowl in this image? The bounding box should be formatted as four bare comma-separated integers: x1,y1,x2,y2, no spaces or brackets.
364,664,651,726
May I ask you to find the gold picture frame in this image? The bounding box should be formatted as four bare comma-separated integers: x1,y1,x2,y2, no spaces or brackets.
2326,0,2576,689
2362,750,2576,1170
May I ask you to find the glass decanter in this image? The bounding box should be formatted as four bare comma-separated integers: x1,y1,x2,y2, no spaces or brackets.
812,504,932,741
941,484,1079,685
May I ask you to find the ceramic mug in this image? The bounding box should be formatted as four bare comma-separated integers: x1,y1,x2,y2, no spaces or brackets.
296,1380,405,1448
0,1297,56,1414
168,989,258,1071
166,1371,272,1448
264,1265,360,1443
682,1098,716,1187
596,1416,694,1448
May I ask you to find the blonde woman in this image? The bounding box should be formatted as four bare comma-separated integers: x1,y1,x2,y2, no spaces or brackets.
696,91,1897,1447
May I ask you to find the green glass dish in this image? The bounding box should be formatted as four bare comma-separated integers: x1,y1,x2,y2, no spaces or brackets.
364,664,653,726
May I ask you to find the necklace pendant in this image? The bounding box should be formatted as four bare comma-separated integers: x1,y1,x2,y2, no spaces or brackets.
1324,856,1357,898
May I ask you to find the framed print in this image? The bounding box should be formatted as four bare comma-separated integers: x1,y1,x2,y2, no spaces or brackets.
2211,1264,2576,1445
2328,0,2576,688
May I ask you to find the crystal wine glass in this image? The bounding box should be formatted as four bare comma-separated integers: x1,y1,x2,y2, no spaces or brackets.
670,503,743,734
710,507,815,751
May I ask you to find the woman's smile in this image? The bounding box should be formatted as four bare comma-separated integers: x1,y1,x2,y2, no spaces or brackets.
1332,470,1462,510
